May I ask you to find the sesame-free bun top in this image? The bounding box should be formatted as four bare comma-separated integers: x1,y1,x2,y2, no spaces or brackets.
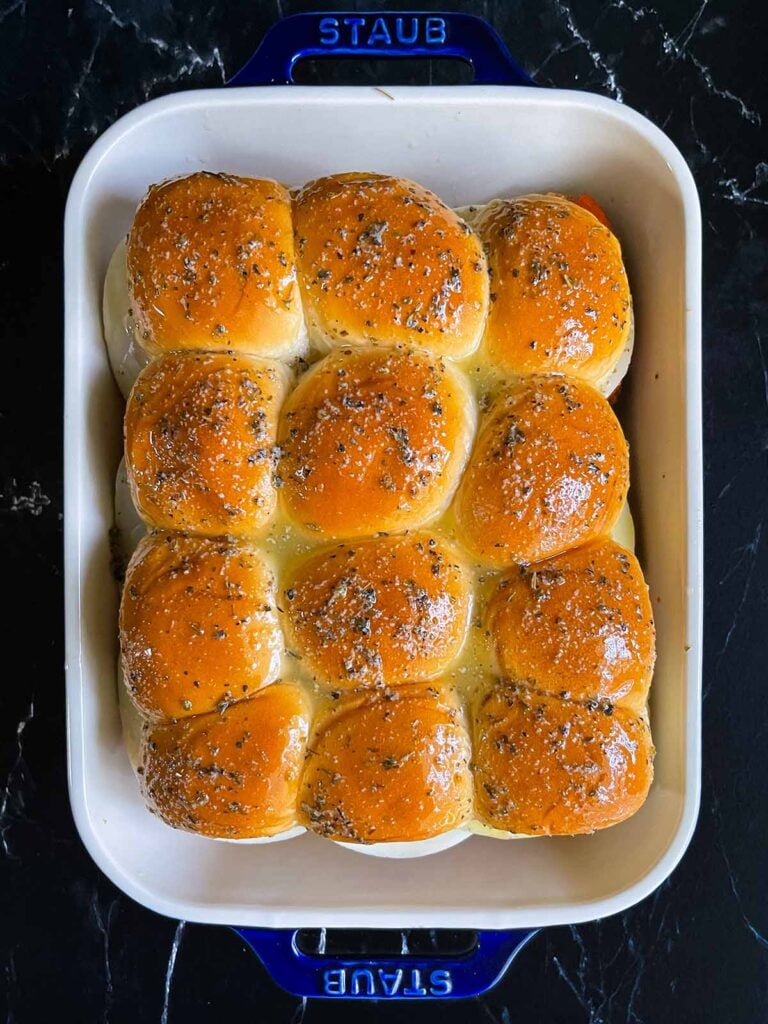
127,172,305,358
284,533,472,690
472,682,653,835
487,539,655,714
278,347,475,539
454,375,629,567
293,172,489,357
300,683,473,843
472,194,631,384
140,682,310,838
124,352,289,538
120,533,281,720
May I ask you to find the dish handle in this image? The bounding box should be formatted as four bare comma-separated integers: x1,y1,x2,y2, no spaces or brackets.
227,11,534,87
233,927,537,999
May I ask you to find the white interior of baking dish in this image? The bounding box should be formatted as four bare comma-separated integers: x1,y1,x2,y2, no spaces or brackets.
64,86,702,928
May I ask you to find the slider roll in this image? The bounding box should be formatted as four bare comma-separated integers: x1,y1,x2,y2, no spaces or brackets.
278,347,475,539
471,193,632,385
300,683,473,843
124,352,288,538
472,683,653,836
127,172,304,358
141,682,310,839
120,533,281,721
487,538,655,713
294,172,489,358
455,375,629,566
285,532,472,690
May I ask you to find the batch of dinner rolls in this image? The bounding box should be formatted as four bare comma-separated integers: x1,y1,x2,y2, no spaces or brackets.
107,170,655,852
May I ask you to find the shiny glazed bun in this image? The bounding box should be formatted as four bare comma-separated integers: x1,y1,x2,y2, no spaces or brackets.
140,682,310,838
120,533,281,720
487,539,655,713
472,682,653,835
124,352,288,537
278,347,475,538
293,172,489,357
472,194,631,385
454,375,629,566
300,683,473,843
127,172,304,357
284,532,472,690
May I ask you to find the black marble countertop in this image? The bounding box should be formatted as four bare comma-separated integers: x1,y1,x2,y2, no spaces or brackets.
1,1,766,1021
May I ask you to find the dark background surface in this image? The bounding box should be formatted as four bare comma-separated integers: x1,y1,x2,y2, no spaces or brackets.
1,1,766,1021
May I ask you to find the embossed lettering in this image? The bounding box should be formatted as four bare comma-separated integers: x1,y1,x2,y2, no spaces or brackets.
318,15,448,50
322,964,451,998
425,17,447,45
402,968,428,997
343,16,365,46
367,16,392,46
318,16,339,46
395,16,419,45
323,968,345,995
377,968,403,996
350,968,376,996
429,969,453,996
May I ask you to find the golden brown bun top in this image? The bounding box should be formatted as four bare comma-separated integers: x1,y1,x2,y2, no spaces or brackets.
124,352,289,537
278,347,474,539
140,682,310,839
474,194,631,383
300,683,473,843
127,172,302,357
120,533,281,720
454,375,629,566
294,172,489,357
472,682,653,836
284,532,472,690
488,539,655,713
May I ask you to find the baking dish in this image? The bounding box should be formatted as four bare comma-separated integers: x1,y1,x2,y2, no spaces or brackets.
64,11,702,999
